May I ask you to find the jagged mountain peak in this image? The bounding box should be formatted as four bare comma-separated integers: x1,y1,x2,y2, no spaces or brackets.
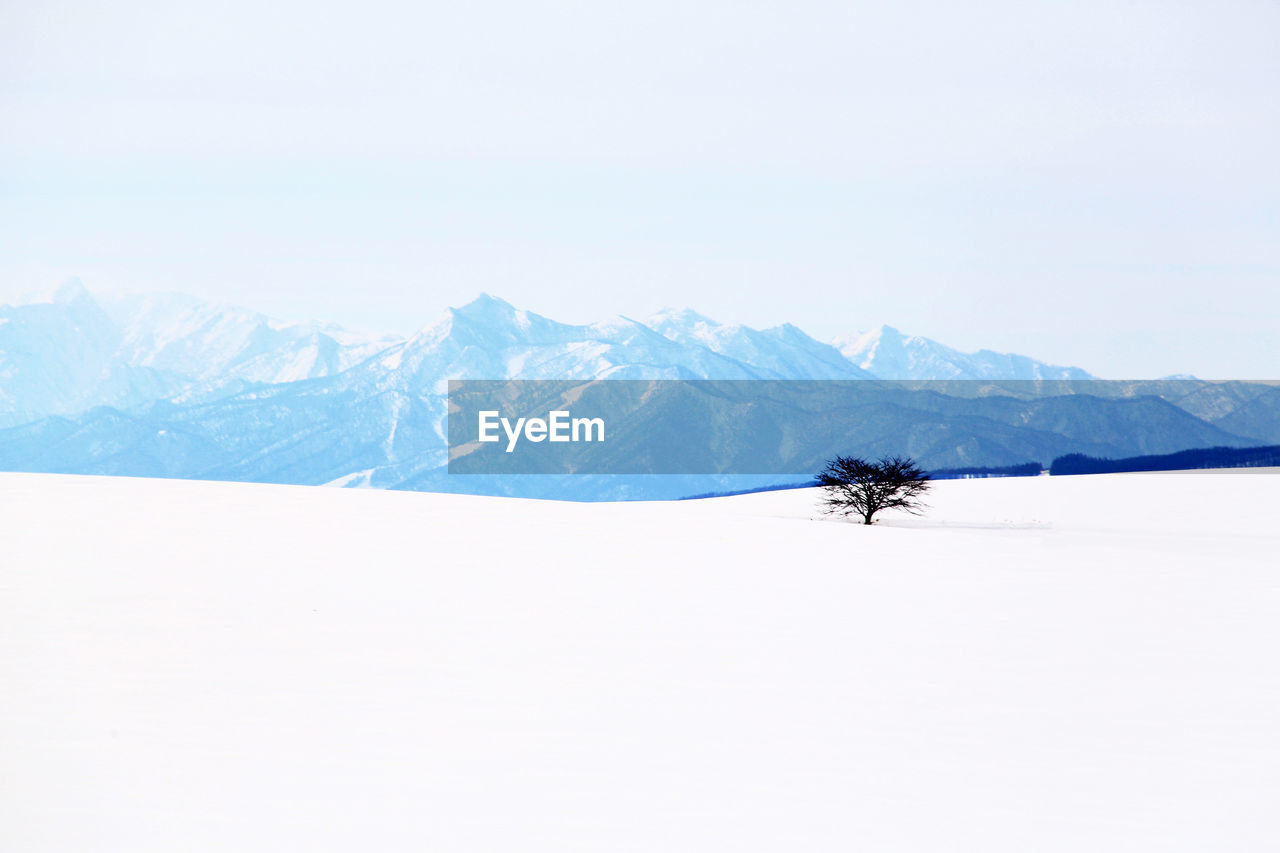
19,276,95,307
762,321,822,342
450,292,518,320
447,293,590,340
644,310,871,379
834,324,1093,380
589,314,670,340
832,324,909,349
648,306,720,327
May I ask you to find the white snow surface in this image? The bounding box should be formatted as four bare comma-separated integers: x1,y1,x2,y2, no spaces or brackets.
3,471,1278,851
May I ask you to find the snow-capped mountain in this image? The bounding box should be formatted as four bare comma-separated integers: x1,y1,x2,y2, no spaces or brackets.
282,295,856,479
366,295,772,394
0,279,181,427
2,281,1099,432
834,324,1093,380
0,279,398,426
646,308,871,379
100,290,400,399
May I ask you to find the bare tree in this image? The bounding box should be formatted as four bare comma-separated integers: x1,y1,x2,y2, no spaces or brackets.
816,455,932,525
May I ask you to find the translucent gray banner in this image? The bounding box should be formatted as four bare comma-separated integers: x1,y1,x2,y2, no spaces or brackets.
447,379,1280,475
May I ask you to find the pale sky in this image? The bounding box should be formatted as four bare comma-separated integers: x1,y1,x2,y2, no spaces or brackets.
2,0,1277,377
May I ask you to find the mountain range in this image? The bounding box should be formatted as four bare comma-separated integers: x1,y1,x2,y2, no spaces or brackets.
1,279,1092,425
1,280,1274,498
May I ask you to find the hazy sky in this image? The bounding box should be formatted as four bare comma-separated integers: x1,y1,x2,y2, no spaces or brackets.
2,0,1277,377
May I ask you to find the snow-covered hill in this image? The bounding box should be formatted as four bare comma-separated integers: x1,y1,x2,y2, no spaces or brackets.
3,470,1278,851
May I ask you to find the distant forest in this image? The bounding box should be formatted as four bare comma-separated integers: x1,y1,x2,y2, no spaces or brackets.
678,445,1280,499
930,462,1044,480
1049,445,1280,476
931,445,1280,479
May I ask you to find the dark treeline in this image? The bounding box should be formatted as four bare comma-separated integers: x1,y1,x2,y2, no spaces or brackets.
680,444,1280,498
681,461,1048,499
929,462,1043,480
678,481,815,500
1050,445,1280,476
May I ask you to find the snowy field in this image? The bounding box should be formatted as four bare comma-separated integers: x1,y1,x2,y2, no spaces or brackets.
3,471,1279,852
